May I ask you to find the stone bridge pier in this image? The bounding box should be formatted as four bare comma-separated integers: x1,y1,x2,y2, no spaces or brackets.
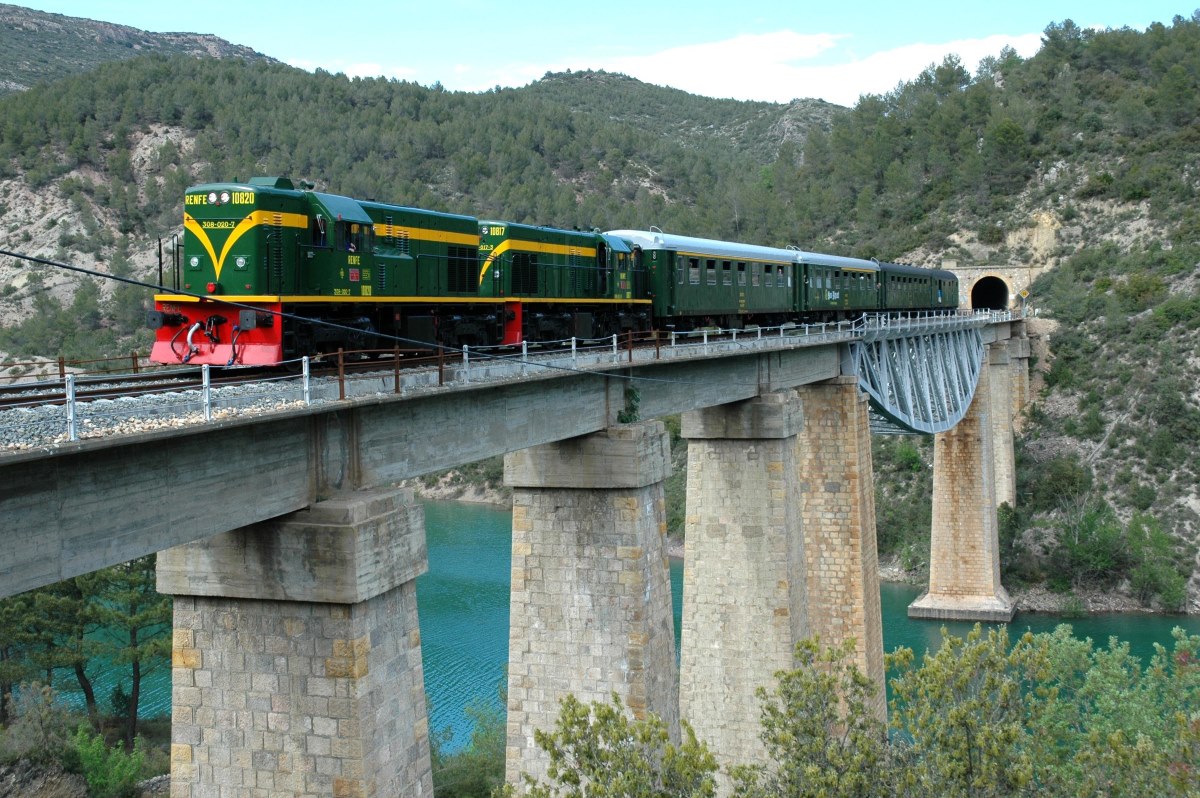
157,487,433,797
502,421,679,786
678,379,886,785
909,342,1017,622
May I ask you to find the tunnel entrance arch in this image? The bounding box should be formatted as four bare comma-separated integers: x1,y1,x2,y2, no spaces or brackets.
970,276,1010,310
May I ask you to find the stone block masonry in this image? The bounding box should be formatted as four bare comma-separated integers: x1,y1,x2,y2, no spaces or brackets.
794,378,886,722
989,342,1016,509
503,422,678,788
909,358,1016,623
159,487,432,798
679,391,810,781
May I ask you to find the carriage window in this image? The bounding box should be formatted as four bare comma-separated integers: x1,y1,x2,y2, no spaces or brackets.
706,259,717,285
689,258,700,285
752,263,761,287
677,255,685,284
765,264,774,288
738,262,747,286
722,260,732,286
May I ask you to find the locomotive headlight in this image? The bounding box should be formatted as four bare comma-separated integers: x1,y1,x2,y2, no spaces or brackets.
190,256,200,268
207,192,218,204
219,191,230,204
235,256,247,268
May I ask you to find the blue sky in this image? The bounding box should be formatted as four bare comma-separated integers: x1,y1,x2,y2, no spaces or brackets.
15,1,1197,105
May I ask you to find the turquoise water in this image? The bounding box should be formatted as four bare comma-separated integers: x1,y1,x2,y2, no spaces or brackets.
75,500,1200,753
416,502,1200,750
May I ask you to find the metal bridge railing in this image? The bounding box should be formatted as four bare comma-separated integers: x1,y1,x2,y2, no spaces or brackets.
0,309,1015,450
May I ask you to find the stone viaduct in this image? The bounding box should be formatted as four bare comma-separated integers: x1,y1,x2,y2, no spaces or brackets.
0,317,1030,796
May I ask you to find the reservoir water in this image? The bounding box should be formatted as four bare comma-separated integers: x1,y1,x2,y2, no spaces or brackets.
87,500,1200,751
417,501,1200,750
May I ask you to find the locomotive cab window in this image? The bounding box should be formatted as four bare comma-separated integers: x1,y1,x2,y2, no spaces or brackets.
337,222,365,253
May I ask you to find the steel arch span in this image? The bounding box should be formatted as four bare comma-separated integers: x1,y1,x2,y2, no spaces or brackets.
847,317,987,435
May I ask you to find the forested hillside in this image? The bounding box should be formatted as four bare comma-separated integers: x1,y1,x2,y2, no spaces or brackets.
0,10,1198,608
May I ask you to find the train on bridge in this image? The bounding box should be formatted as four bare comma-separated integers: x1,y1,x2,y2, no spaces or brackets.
149,177,959,365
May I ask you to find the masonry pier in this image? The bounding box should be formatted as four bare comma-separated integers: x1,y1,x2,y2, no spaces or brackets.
678,390,809,781
502,421,679,786
157,487,432,798
990,342,1017,509
909,349,1017,622
793,378,886,719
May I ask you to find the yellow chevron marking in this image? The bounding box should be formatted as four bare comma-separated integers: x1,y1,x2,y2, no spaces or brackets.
478,239,597,284
184,210,307,280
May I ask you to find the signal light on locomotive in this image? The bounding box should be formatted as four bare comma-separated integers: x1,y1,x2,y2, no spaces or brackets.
206,282,218,294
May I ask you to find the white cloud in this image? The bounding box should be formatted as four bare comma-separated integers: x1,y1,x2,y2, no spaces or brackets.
288,29,1046,105
455,29,1045,106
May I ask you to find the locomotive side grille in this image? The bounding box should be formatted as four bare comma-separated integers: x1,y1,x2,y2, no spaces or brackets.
512,253,538,294
446,246,478,293
270,214,284,288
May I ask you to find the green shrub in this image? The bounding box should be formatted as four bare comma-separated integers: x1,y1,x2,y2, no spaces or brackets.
70,727,145,798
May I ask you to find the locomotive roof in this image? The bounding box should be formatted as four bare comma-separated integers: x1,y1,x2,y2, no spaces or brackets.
310,192,373,225
604,229,879,271
363,200,477,226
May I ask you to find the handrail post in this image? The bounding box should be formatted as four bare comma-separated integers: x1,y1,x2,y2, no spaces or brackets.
654,331,661,360
670,331,676,348
65,374,77,442
202,364,212,423
337,348,345,400
438,345,445,386
393,345,401,394
627,330,633,363
521,340,528,377
703,329,709,354
611,334,618,361
571,337,577,365
131,350,139,374
58,356,66,382
302,357,311,405
463,345,470,383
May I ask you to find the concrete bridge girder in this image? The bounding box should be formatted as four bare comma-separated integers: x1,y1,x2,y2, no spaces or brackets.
0,343,840,598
